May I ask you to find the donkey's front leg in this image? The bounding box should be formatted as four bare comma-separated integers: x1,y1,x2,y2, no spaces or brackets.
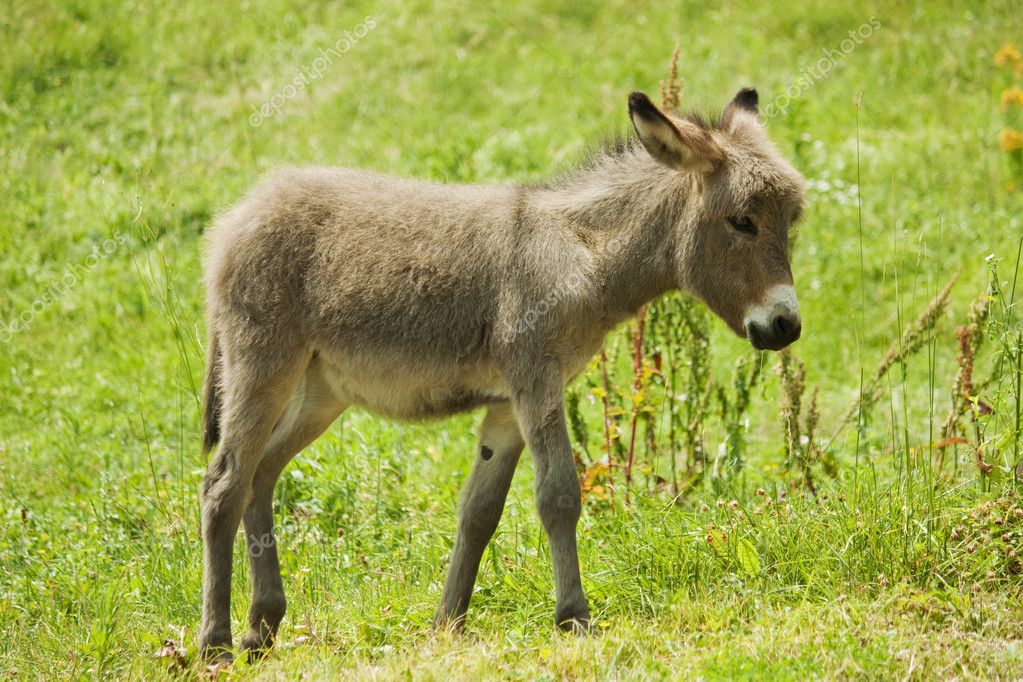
435,402,524,629
513,375,590,631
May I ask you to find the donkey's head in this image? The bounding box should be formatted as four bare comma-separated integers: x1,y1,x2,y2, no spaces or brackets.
628,89,806,351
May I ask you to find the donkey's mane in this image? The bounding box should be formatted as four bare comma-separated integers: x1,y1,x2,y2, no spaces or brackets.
537,109,718,191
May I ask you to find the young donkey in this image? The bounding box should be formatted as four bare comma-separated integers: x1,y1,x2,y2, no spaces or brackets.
199,88,806,659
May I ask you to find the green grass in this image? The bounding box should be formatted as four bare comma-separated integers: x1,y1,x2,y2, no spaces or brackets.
1,0,1022,678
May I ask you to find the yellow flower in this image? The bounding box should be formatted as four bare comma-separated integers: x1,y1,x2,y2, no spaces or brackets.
999,128,1023,152
1002,86,1023,111
995,42,1022,68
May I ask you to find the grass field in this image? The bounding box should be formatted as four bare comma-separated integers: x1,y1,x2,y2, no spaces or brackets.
2,0,1023,679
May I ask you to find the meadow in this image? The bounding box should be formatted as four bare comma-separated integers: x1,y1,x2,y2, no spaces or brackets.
1,0,1023,678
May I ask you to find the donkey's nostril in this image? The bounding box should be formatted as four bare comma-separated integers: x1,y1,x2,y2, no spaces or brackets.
772,316,790,337
771,315,801,343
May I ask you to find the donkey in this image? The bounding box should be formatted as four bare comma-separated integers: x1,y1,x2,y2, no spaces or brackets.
198,88,806,660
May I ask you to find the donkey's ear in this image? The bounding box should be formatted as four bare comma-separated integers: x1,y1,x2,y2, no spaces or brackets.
720,87,761,129
629,92,721,174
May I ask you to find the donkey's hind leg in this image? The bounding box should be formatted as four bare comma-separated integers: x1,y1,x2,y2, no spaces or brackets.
435,401,524,629
199,347,310,662
240,357,345,656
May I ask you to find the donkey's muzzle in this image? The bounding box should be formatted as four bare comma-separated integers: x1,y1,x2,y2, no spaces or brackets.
746,313,801,351
742,284,801,351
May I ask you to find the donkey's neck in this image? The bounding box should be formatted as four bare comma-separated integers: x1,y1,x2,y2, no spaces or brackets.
531,145,689,319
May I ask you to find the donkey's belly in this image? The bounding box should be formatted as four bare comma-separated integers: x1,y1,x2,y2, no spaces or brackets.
316,349,510,421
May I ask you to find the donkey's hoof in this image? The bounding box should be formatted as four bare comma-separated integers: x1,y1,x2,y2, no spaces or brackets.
555,606,592,635
198,639,235,665
432,611,467,634
240,630,275,661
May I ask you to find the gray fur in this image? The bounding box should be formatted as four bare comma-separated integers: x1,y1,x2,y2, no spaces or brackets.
197,89,806,660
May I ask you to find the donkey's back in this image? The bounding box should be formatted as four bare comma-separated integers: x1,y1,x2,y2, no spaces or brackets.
211,169,511,338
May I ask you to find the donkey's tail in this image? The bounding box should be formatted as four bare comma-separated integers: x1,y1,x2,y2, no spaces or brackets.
202,328,223,452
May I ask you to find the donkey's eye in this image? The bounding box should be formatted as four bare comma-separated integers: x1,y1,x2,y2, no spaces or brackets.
727,216,758,235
